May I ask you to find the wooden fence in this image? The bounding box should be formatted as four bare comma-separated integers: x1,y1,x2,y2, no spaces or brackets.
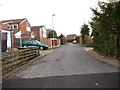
0,47,40,75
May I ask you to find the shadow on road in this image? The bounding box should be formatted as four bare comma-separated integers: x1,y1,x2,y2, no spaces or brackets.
3,72,118,88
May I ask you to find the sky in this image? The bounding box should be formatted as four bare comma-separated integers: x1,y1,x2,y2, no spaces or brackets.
0,0,107,36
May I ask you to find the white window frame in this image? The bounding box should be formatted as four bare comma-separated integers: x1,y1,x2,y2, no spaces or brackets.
8,24,18,29
13,24,18,29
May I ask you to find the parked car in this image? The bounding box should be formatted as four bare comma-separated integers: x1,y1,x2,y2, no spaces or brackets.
22,40,48,50
73,40,77,44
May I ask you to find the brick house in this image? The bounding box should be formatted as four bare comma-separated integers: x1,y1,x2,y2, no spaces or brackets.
31,26,60,48
31,25,47,41
0,18,35,47
66,34,77,42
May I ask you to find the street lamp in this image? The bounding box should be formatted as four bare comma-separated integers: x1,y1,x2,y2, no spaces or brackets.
52,14,56,48
52,14,56,31
0,29,2,52
0,23,2,52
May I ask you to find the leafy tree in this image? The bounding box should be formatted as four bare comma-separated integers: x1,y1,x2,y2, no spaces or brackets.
59,34,65,39
90,1,120,59
75,36,81,43
59,34,67,45
48,30,58,38
80,23,90,44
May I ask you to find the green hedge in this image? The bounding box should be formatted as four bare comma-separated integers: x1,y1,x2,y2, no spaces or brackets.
85,42,94,47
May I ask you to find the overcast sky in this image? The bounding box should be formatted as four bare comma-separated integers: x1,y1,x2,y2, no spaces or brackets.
0,0,107,36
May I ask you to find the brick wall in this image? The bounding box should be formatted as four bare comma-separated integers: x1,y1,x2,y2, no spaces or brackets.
19,20,27,32
31,30,40,39
0,24,8,29
41,39,51,47
21,35,31,39
57,39,60,45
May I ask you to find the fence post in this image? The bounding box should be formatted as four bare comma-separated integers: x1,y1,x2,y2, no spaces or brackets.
37,48,40,56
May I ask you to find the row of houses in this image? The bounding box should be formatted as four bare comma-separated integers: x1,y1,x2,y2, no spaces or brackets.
0,18,60,52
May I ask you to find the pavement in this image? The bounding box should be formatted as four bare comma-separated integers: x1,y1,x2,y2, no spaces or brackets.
2,43,119,88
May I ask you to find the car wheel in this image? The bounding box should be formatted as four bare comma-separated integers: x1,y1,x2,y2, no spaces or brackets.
39,47,43,50
24,45,27,47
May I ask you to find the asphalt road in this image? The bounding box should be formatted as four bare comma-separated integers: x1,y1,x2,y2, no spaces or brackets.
3,43,119,88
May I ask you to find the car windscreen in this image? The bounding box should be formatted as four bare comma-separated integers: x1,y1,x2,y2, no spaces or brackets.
26,41,32,43
33,40,41,44
35,40,41,44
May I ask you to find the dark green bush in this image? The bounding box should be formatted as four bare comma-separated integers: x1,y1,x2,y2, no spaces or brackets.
85,42,94,47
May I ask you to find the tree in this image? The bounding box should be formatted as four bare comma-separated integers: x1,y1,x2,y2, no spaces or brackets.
80,23,90,44
48,30,58,38
59,34,67,45
75,36,81,43
90,1,120,59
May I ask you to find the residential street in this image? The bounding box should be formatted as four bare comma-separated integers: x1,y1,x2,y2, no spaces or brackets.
3,43,118,88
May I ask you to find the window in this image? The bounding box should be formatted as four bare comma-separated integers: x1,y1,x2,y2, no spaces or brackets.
8,24,18,29
26,41,31,43
33,41,37,44
14,24,18,29
11,25,13,29
8,25,13,29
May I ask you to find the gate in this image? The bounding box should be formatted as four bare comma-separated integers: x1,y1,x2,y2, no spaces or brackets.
14,38,20,47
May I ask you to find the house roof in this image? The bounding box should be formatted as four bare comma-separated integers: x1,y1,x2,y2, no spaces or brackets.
0,18,26,24
66,34,77,37
21,31,32,36
0,29,10,32
46,29,51,31
31,25,44,30
0,29,9,31
13,30,20,34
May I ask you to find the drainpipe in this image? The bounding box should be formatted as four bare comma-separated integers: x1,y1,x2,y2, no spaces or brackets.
20,32,22,47
10,30,12,51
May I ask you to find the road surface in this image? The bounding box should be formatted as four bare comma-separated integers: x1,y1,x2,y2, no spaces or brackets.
3,43,118,88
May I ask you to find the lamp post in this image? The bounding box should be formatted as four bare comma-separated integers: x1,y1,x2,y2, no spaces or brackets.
52,14,56,48
0,23,2,52
0,29,1,52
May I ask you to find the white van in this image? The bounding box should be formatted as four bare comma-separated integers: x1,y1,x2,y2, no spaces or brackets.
73,40,77,44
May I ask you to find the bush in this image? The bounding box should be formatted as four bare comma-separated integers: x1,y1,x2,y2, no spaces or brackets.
85,42,94,47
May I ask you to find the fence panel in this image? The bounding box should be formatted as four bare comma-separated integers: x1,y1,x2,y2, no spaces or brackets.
0,47,40,75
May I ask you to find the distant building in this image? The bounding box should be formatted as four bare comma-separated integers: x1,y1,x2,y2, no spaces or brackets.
66,34,77,42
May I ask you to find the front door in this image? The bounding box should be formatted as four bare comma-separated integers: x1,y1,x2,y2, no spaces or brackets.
2,32,7,52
